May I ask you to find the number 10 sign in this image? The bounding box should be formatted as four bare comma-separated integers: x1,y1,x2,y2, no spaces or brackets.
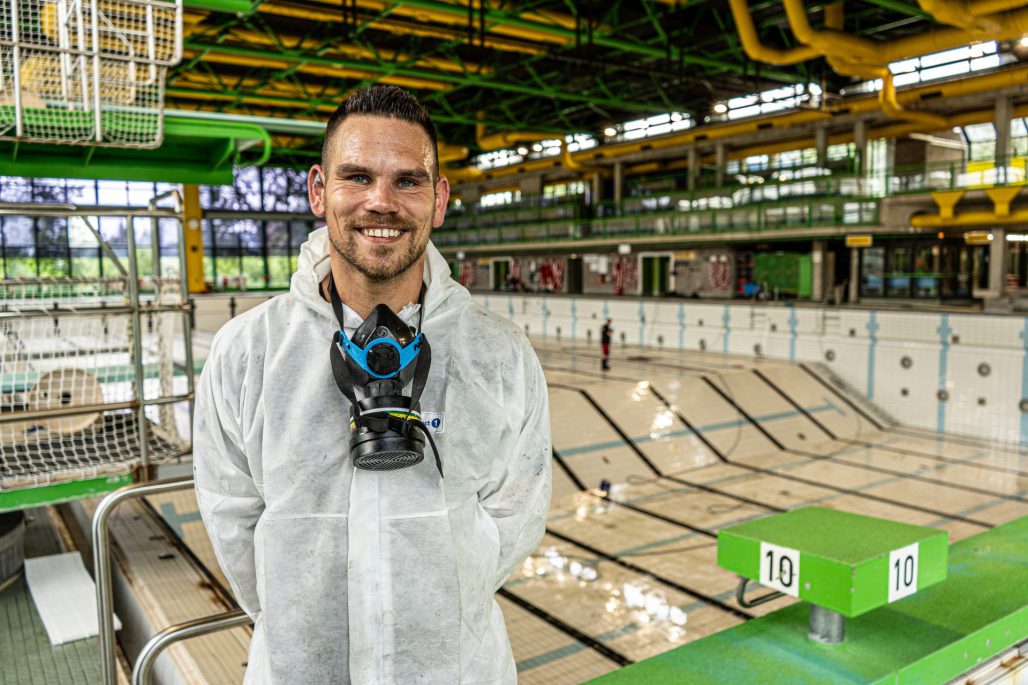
759,542,801,597
888,542,919,602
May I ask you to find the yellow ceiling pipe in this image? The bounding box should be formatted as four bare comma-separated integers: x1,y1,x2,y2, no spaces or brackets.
221,27,489,75
475,112,556,151
916,0,1012,34
438,143,470,165
911,207,1028,228
727,0,819,64
253,2,544,56
304,0,575,47
183,50,451,91
560,141,606,175
783,0,1028,66
782,0,950,129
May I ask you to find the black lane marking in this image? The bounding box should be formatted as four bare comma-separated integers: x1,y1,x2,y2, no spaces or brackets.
552,447,587,492
551,382,784,513
753,368,838,441
798,364,1028,478
798,363,884,430
543,527,754,621
497,588,634,667
700,376,787,451
549,382,662,477
751,372,1028,505
639,381,995,530
648,385,728,464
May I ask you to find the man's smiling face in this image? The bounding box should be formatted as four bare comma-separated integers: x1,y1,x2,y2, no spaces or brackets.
311,114,449,283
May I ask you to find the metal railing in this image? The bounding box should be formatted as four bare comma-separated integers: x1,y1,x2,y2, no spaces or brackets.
131,610,251,685
435,196,881,247
93,477,196,685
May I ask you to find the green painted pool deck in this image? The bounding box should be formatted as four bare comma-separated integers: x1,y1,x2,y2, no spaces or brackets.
0,474,132,513
718,507,949,617
588,514,1028,685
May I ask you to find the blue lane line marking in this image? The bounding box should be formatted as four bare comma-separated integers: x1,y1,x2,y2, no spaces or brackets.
1020,318,1028,447
558,403,836,458
571,300,578,340
159,502,203,539
936,314,952,433
638,301,646,347
678,303,686,351
507,295,514,320
788,304,798,362
722,305,731,355
547,438,907,524
866,311,879,400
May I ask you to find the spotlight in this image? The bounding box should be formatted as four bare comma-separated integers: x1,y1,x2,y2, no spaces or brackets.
604,127,617,137
1020,36,1028,47
516,146,528,155
713,103,728,114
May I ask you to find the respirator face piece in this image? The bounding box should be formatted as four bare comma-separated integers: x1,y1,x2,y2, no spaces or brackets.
327,275,443,476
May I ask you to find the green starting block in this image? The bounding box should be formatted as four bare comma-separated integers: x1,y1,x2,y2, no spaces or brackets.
718,506,948,642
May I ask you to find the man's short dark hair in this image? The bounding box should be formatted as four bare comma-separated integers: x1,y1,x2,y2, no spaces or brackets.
322,85,439,177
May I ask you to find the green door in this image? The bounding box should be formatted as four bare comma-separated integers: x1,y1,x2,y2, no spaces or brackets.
641,256,670,296
492,259,510,290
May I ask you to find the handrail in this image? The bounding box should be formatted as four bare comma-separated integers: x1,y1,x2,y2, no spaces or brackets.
131,610,251,685
93,477,197,685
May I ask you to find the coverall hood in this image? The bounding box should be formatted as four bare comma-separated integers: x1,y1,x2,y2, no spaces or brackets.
289,226,467,325
194,227,551,685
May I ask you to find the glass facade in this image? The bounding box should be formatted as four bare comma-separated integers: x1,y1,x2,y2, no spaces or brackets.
0,169,321,290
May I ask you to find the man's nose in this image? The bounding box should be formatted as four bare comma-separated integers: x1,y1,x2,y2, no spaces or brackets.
363,180,399,214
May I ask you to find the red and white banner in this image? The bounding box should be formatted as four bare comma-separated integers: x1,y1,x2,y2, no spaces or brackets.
613,256,637,295
459,261,476,288
538,257,566,292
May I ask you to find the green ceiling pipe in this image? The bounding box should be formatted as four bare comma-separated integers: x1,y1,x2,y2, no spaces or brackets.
183,0,254,13
182,40,675,111
390,0,799,79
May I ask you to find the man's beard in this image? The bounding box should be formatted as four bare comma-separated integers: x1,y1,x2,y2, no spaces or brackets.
328,214,429,283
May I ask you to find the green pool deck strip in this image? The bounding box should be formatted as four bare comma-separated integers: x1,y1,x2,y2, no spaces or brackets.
0,474,132,512
717,507,949,617
588,514,1028,685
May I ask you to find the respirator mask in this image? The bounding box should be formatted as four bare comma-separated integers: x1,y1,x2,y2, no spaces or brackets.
327,274,443,476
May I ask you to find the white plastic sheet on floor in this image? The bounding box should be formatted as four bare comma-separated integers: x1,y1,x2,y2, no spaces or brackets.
24,551,121,645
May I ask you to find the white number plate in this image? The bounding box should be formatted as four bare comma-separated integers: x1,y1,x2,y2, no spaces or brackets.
759,542,801,597
888,542,919,602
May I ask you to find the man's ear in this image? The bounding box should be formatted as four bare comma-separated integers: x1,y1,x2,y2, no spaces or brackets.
432,175,450,228
308,165,326,217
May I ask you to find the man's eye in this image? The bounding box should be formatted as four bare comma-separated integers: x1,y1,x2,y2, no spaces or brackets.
348,175,370,184
397,178,417,188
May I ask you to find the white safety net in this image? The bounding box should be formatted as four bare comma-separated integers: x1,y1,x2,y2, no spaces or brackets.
0,0,182,148
0,274,190,490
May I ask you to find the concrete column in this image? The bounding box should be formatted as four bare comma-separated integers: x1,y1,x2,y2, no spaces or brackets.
853,120,868,174
461,183,481,207
715,144,727,187
687,145,699,191
812,240,827,302
591,172,602,207
849,248,860,304
613,161,624,215
815,126,829,167
996,96,1012,184
519,175,543,197
989,229,1008,297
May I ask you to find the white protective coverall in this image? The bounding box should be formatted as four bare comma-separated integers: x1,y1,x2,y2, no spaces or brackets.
193,227,552,684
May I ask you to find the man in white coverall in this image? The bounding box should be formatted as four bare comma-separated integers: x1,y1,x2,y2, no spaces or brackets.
193,85,552,684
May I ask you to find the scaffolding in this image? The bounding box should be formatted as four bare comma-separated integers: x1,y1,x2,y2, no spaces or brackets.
0,0,182,147
0,194,193,511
